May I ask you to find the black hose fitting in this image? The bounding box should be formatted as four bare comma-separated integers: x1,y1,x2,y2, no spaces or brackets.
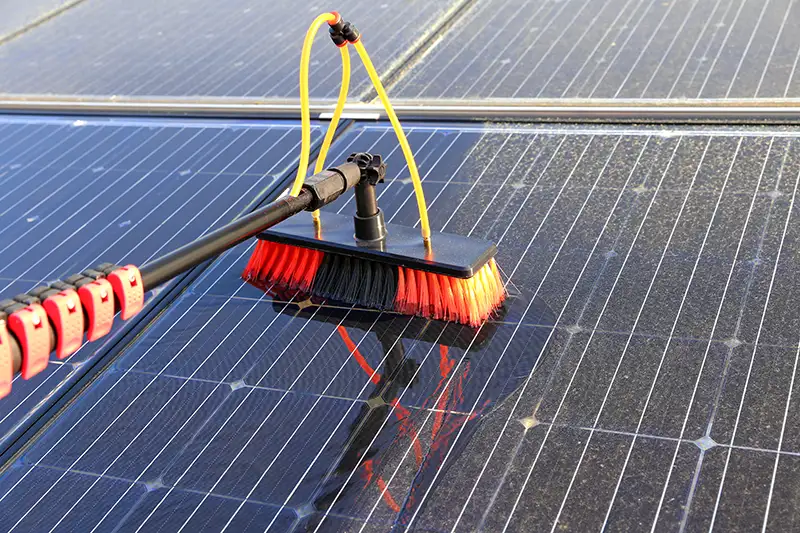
301,162,361,211
347,153,387,243
342,21,360,44
328,12,348,48
328,15,360,47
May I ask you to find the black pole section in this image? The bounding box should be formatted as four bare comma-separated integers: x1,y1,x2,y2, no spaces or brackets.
140,190,312,290
0,159,367,382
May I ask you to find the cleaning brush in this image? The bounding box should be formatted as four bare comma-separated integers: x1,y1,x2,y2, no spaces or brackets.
243,153,506,327
244,13,505,327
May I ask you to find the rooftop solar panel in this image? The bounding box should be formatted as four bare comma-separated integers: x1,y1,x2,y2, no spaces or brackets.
0,0,72,41
0,0,464,99
5,121,800,532
392,0,800,100
0,115,321,460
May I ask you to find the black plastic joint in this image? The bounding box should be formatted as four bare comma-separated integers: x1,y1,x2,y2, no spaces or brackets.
347,153,387,242
50,281,77,292
329,30,347,48
28,286,52,299
347,153,386,185
29,285,59,301
0,299,25,315
341,21,360,43
301,164,359,211
13,294,40,306
82,269,106,280
65,273,94,289
94,263,119,276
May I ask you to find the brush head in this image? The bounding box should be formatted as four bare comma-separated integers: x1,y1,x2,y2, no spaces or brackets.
243,212,505,327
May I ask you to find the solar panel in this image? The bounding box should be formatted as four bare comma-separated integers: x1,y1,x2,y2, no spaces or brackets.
0,115,321,460
0,0,71,41
392,0,800,100
0,0,464,99
4,121,799,531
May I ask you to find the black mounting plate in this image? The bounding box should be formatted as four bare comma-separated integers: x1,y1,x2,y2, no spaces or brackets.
257,211,497,279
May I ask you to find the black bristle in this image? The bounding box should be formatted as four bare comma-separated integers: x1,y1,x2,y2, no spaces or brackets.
310,251,398,309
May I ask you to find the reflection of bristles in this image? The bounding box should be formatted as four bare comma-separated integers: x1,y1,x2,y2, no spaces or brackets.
243,242,505,327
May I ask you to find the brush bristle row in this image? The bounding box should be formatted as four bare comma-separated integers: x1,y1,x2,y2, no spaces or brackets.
394,259,505,327
243,242,505,327
314,254,397,309
243,240,322,292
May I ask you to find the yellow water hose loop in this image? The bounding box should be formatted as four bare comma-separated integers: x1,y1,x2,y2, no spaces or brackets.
312,44,351,223
289,12,339,198
353,39,432,243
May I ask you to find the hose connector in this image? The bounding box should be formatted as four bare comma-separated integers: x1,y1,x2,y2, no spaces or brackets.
301,160,363,211
327,12,348,47
348,152,387,243
328,14,360,46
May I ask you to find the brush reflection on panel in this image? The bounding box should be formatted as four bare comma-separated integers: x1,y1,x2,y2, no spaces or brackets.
252,283,555,529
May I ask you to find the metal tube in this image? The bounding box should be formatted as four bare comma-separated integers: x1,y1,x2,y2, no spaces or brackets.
2,94,800,123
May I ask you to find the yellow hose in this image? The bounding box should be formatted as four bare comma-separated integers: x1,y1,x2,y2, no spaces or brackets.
353,39,432,243
311,45,350,222
289,12,339,198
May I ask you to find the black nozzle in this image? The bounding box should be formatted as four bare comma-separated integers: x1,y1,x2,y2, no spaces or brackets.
347,153,387,243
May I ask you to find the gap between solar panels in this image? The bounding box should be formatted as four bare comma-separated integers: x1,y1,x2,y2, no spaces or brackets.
0,12,507,405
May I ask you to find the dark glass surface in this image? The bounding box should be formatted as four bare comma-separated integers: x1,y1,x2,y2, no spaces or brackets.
0,115,318,459
5,121,800,532
0,0,70,40
0,0,461,99
392,0,800,99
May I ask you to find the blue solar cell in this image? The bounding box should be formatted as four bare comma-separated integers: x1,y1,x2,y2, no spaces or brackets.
0,0,463,99
391,0,800,99
0,115,321,459
0,0,71,40
0,463,144,532
7,121,800,532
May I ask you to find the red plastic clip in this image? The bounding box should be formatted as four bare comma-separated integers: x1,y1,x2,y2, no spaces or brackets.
8,304,50,380
0,321,12,398
78,279,114,342
107,265,144,320
43,290,84,359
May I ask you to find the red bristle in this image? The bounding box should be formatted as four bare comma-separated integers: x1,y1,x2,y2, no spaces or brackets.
243,240,267,279
450,276,466,324
300,249,322,291
441,274,456,322
396,268,407,314
477,267,491,318
258,242,281,280
417,270,429,317
405,268,418,315
489,259,505,303
284,246,302,285
290,248,309,287
427,272,443,320
269,243,292,283
466,278,480,326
